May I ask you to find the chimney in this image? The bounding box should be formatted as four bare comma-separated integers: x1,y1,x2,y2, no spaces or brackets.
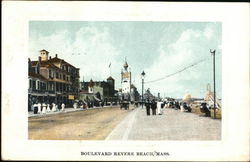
55,54,58,58
38,56,41,62
40,49,49,61
49,56,51,60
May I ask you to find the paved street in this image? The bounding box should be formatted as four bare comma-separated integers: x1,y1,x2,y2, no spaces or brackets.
29,105,221,140
28,106,131,140
106,107,221,140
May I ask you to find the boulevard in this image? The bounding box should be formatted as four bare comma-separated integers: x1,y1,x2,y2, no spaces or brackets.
29,105,221,140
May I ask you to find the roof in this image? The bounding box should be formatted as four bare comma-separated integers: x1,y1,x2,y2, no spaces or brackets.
48,57,76,68
107,76,114,80
40,49,49,53
28,72,48,81
31,60,60,70
131,84,136,88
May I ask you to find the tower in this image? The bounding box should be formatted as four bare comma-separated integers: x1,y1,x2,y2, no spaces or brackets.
121,58,131,100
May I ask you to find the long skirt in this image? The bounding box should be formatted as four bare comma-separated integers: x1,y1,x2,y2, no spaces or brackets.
42,106,47,114
47,105,51,112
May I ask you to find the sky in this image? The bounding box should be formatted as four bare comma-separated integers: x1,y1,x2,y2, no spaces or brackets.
29,21,222,99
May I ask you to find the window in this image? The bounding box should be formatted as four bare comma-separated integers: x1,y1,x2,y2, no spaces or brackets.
56,72,59,78
35,67,38,74
63,74,66,80
36,80,40,90
29,79,32,88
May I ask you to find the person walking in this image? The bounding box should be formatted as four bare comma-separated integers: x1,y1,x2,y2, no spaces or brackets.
151,99,157,115
42,102,47,114
33,103,38,114
145,100,151,116
61,103,65,111
47,103,51,112
157,101,163,115
73,102,77,109
52,103,56,112
37,102,42,114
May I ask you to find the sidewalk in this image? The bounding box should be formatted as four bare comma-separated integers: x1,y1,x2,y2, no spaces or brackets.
28,105,116,118
106,107,221,140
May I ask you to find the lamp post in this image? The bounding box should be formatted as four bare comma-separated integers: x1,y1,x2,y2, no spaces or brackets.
141,70,146,108
210,49,216,119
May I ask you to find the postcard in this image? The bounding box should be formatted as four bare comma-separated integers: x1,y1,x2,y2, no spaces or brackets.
2,1,249,161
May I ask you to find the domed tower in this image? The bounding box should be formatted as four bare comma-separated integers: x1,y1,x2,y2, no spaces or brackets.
123,61,128,71
121,57,131,98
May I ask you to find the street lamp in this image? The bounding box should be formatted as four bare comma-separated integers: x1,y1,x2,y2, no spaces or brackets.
210,49,216,119
141,70,146,108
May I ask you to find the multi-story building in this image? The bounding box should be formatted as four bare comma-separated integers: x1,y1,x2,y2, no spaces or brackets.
28,49,80,110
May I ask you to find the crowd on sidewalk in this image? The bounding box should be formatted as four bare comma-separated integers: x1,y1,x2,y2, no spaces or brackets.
144,99,193,116
30,102,79,115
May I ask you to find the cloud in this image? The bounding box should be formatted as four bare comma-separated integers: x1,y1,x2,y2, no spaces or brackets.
144,24,221,98
29,25,123,88
29,22,221,98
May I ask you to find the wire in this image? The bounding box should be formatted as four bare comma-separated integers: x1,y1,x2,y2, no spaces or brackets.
144,52,221,84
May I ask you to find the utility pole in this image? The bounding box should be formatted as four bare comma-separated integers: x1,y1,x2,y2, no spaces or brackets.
210,49,216,119
142,78,144,108
141,71,145,109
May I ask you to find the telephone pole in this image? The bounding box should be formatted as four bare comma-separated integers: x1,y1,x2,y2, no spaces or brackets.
210,49,216,119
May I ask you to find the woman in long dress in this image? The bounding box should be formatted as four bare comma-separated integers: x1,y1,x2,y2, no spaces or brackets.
37,102,42,114
73,102,77,109
42,103,47,114
157,101,163,115
52,103,56,112
47,103,51,112
61,103,65,111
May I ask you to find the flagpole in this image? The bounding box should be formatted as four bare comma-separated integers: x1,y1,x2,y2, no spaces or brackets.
109,63,111,76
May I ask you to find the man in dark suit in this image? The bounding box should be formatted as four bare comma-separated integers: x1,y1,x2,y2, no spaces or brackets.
151,99,157,115
145,100,151,116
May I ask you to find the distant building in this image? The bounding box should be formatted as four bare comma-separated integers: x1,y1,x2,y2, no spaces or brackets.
79,76,116,102
120,59,139,102
121,59,131,101
28,49,80,110
130,84,140,102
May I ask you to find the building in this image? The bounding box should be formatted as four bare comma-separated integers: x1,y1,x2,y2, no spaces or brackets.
79,76,116,102
130,84,140,102
28,49,80,110
121,59,131,100
120,59,140,102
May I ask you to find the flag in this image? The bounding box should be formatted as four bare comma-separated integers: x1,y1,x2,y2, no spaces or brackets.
109,63,111,68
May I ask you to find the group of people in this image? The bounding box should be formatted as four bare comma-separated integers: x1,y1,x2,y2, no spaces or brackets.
144,99,165,116
31,102,78,114
143,99,193,116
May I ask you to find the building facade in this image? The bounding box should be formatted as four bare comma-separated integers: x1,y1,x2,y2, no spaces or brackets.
28,49,80,110
79,76,116,102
